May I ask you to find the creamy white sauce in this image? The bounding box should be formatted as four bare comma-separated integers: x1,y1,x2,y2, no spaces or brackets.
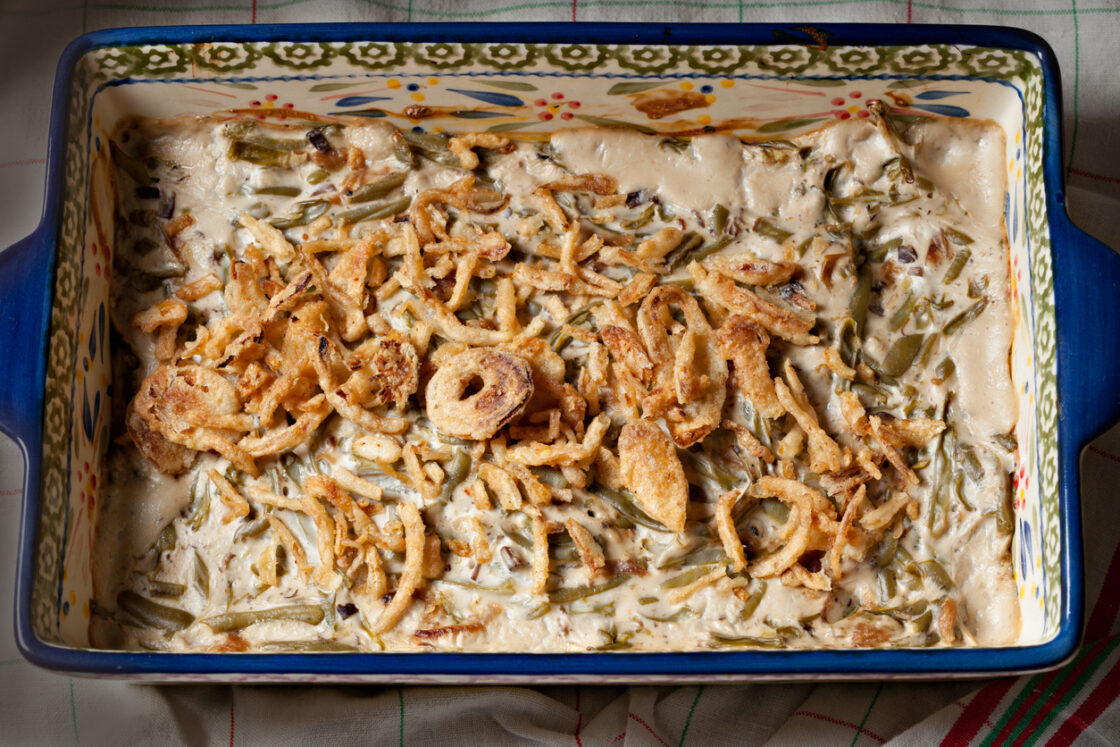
96,115,1020,653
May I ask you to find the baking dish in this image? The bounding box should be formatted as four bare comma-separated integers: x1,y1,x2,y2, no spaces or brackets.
3,22,1118,682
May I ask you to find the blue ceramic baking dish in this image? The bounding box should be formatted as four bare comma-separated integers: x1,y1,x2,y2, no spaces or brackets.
3,22,1118,682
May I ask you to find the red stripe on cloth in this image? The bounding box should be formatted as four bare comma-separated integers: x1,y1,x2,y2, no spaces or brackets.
1007,640,1108,747
907,0,912,22
229,688,236,747
0,158,45,169
251,0,256,23
573,686,583,747
1087,445,1120,467
627,712,670,747
940,678,1017,747
0,488,23,496
1070,168,1120,185
571,0,577,21
791,710,886,743
610,733,625,745
1048,650,1120,746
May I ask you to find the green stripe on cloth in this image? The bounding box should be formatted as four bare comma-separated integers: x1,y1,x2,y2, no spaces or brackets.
1025,637,1120,745
1067,0,1081,182
678,685,704,747
851,684,883,747
398,687,405,747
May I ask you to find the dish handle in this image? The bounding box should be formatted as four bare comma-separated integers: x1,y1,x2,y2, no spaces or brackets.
1054,217,1120,444
0,226,53,448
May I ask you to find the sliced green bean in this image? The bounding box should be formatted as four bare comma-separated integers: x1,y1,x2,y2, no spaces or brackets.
155,522,177,554
438,449,471,502
268,199,330,229
678,448,740,490
440,578,515,594
347,172,407,203
740,581,768,620
531,467,569,489
118,591,195,632
943,248,972,283
257,640,359,653
642,607,696,623
944,297,988,335
957,445,984,482
916,331,940,368
660,565,718,590
187,474,211,531
147,580,186,598
879,334,925,377
548,302,600,352
622,205,655,231
549,575,629,605
878,567,898,601
934,356,955,381
711,204,730,235
755,219,792,242
685,235,735,265
889,292,919,331
228,141,292,169
920,559,954,590
336,195,413,225
760,497,790,524
993,432,1018,452
400,130,459,167
665,231,704,270
525,601,551,620
241,184,303,197
710,634,785,648
224,121,306,151
944,227,974,245
192,550,210,599
234,516,269,541
595,487,669,531
306,168,330,185
849,268,872,336
202,604,325,632
657,544,728,570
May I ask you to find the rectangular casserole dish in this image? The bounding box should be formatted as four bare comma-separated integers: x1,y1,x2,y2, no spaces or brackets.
4,22,1119,683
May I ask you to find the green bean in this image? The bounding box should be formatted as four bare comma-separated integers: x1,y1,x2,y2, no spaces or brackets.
240,184,303,197
438,450,471,502
440,578,515,594
642,607,696,623
944,227,974,245
912,609,934,633
548,302,600,352
888,293,918,331
709,634,785,649
678,448,740,490
192,550,209,599
531,467,569,489
684,235,735,265
665,232,704,270
347,172,407,203
878,567,898,601
257,641,359,653
876,532,898,569
201,604,325,632
187,474,211,531
306,168,330,185
710,204,730,235
639,596,658,605
660,565,718,590
916,331,940,368
595,486,670,532
794,235,815,257
740,581,768,620
111,141,153,185
659,137,692,154
869,237,904,263
944,297,988,335
656,203,675,222
957,445,984,482
755,219,792,242
595,630,634,651
571,602,616,616
400,130,459,167
228,141,292,169
919,559,954,590
269,199,330,229
994,480,1015,535
224,121,306,151
879,334,925,377
234,516,269,542
505,529,534,549
336,195,413,225
849,269,872,336
657,544,728,570
968,275,989,299
993,432,1018,452
525,601,551,620
934,356,955,381
943,248,972,283
118,591,195,632
147,580,186,598
155,522,177,554
549,575,629,605
950,471,972,511
760,497,790,524
622,205,655,231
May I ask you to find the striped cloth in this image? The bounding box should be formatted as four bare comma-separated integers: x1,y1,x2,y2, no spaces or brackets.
0,2,1118,744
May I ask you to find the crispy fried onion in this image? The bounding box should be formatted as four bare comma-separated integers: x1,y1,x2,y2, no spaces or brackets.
715,489,748,572
131,365,257,475
714,314,782,419
637,285,727,448
447,133,514,171
747,476,838,584
366,502,427,634
618,419,689,533
702,252,797,286
774,361,846,474
409,175,509,246
690,261,818,345
426,348,534,440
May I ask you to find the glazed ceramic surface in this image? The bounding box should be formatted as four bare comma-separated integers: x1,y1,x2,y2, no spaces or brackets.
4,23,1118,681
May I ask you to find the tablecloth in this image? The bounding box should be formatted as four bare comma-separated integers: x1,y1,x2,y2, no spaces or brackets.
1,1,1119,744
